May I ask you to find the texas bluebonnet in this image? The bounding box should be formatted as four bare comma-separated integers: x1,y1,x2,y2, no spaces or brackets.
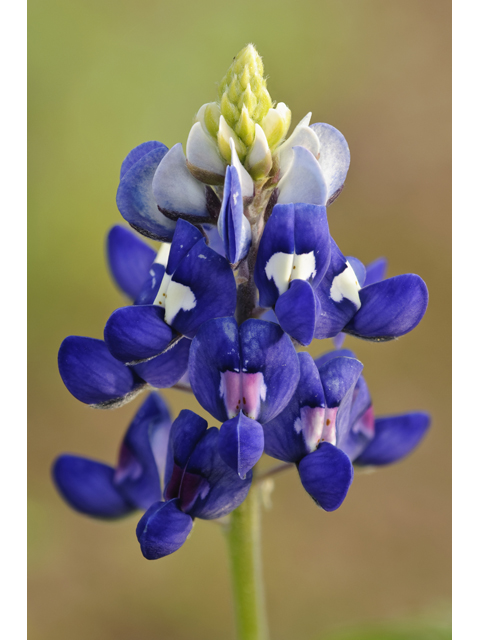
54,44,430,560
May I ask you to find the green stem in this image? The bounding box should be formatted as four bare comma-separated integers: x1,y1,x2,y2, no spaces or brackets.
224,484,269,640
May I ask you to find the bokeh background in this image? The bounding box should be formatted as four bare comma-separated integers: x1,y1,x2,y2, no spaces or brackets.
29,1,451,638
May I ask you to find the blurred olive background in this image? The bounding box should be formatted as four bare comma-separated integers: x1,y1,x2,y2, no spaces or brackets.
29,1,451,638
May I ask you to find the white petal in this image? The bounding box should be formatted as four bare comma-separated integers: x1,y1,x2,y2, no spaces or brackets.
309,123,350,203
277,146,327,206
186,122,225,178
291,252,316,281
163,280,197,326
264,252,294,296
245,124,272,180
275,113,320,177
153,243,171,267
152,143,209,218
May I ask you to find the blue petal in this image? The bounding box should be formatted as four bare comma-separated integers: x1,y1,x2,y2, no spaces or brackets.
218,412,264,478
275,280,317,346
120,141,168,180
337,376,375,460
344,274,429,341
309,123,350,205
254,203,330,308
345,256,366,287
314,238,360,339
165,410,208,476
314,348,357,369
188,317,241,422
104,305,173,364
114,392,171,509
364,257,388,287
186,427,252,520
254,203,295,308
298,443,354,511
132,337,191,388
107,225,156,300
53,455,133,518
239,319,300,423
116,145,177,241
136,499,193,560
263,352,325,463
332,333,346,349
58,336,145,408
317,354,364,445
166,219,204,276
355,412,430,466
218,165,252,265
167,238,237,338
202,223,226,258
134,263,165,305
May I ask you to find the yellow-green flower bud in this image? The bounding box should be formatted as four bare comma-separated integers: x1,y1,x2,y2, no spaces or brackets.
218,44,273,151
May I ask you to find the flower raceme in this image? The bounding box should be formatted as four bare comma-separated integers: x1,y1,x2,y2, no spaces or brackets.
54,44,431,561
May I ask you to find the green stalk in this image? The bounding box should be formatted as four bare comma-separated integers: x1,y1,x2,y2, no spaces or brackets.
224,483,269,640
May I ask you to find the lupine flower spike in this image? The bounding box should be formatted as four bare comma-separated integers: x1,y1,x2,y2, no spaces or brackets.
54,43,430,639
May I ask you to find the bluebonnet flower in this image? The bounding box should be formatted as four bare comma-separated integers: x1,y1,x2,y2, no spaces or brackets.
53,392,251,558
55,43,431,565
53,392,171,517
263,349,430,510
188,316,300,477
58,218,236,407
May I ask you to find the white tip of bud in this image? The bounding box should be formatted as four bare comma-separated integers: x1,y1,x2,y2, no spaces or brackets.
245,124,273,181
230,139,254,198
186,122,226,184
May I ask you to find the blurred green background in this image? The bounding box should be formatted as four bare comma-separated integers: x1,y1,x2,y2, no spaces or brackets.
29,1,451,638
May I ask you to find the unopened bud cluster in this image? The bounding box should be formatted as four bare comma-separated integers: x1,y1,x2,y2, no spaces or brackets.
190,44,291,181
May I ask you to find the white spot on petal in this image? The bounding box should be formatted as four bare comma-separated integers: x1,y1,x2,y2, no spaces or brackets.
330,261,361,309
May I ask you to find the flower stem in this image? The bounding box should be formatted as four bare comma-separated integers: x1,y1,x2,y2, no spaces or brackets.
224,483,269,640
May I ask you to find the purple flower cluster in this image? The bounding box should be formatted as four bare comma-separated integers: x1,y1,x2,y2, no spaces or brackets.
54,107,430,560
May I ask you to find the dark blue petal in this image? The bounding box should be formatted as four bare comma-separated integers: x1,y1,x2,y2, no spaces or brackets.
132,337,191,388
166,219,204,276
104,305,173,364
263,352,325,463
53,455,133,518
314,238,359,339
254,203,330,308
275,280,317,346
364,257,388,287
254,204,295,308
120,141,168,180
240,319,300,423
136,499,193,560
203,223,226,258
344,274,429,341
355,412,430,466
58,336,145,408
337,376,375,460
166,410,208,473
189,317,241,422
317,355,364,445
134,263,165,305
218,412,264,479
186,427,252,520
114,392,171,510
167,238,237,338
314,348,357,369
345,256,366,287
298,443,354,511
116,145,177,241
218,165,251,265
107,225,156,299
293,203,330,289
